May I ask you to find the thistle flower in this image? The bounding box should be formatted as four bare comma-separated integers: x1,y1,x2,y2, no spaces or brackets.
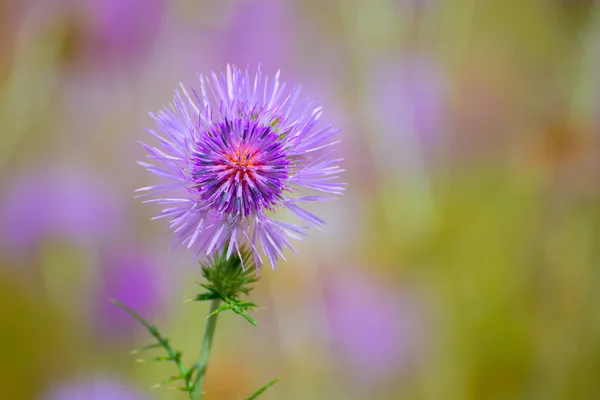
138,65,343,268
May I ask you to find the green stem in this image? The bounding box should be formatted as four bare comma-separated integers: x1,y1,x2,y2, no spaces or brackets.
190,298,222,400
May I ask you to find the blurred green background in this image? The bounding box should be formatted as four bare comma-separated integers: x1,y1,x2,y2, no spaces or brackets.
1,0,599,399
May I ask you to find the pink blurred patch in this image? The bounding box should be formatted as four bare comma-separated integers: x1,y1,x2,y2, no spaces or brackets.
94,245,164,339
43,375,153,400
221,0,295,71
369,54,446,144
0,165,124,260
323,267,426,387
78,0,165,68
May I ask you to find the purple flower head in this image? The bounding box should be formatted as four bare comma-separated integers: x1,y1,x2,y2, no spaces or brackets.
139,65,343,268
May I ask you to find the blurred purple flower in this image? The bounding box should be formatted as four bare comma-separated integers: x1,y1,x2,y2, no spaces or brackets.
222,0,294,70
95,246,163,336
370,54,445,144
25,0,165,70
323,268,424,386
0,166,123,260
394,0,438,12
75,0,165,68
139,65,344,268
43,376,151,400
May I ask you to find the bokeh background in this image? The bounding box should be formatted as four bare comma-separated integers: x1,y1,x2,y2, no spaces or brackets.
1,0,600,399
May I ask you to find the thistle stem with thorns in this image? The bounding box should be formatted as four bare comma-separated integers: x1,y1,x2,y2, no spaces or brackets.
112,246,277,399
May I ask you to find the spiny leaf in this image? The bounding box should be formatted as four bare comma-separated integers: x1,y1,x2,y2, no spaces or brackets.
246,378,280,400
206,303,233,318
131,343,163,354
151,376,186,389
202,297,259,326
110,299,192,392
235,300,258,308
199,245,258,297
147,355,180,362
193,245,262,326
229,300,258,326
111,299,157,334
232,309,258,327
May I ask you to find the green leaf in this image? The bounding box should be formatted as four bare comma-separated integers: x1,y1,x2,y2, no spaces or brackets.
147,355,179,362
206,303,232,318
111,299,157,333
232,309,258,327
130,343,163,354
246,378,280,400
150,375,186,390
